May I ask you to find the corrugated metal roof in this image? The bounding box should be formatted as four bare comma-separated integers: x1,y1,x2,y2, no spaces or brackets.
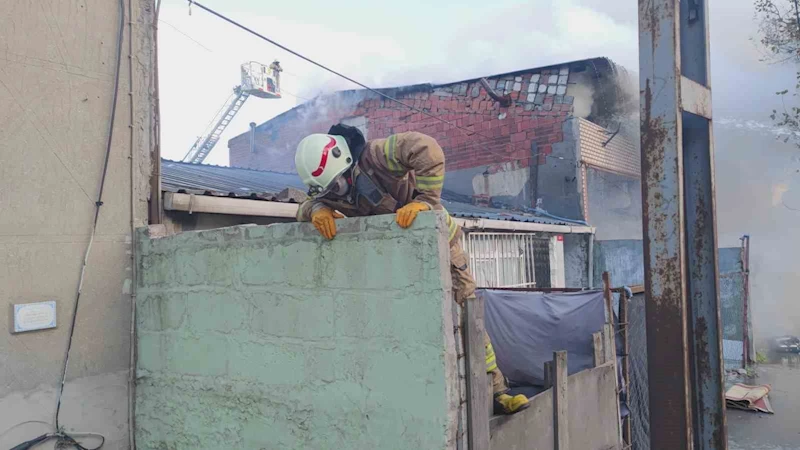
160,159,579,226
161,159,306,199
441,200,576,226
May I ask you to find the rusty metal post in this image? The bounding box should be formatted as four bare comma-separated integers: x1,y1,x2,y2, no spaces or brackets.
639,0,727,449
741,235,751,366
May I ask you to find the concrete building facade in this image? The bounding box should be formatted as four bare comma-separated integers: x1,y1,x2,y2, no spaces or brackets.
0,0,156,448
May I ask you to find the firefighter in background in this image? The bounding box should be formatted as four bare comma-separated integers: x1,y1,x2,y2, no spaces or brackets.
294,124,530,415
268,60,282,89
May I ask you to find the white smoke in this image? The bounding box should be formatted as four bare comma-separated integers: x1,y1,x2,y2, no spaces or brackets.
158,0,800,340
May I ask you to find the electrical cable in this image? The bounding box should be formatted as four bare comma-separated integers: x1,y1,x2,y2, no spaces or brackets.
185,0,560,168
54,0,124,427
279,88,311,102
9,0,125,449
128,0,142,448
186,0,590,223
159,18,212,52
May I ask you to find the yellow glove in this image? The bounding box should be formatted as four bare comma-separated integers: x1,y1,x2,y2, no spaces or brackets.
396,202,430,228
311,207,345,240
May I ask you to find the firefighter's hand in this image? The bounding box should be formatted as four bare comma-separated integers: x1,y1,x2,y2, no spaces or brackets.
396,202,430,228
311,207,345,240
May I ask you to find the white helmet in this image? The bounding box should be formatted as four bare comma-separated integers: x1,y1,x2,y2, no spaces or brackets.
295,134,353,197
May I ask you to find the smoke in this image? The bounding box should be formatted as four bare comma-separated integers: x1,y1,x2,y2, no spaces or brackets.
713,119,800,342
157,0,800,340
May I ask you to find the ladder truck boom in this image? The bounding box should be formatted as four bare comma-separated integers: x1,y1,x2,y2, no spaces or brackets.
183,61,282,164
182,87,250,164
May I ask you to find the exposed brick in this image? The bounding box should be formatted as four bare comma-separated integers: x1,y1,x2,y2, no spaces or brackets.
510,131,526,143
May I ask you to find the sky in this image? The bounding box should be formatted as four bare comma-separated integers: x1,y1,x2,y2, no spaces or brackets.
158,0,796,166
157,0,800,338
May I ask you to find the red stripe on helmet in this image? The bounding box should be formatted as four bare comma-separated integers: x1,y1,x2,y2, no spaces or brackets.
311,137,337,177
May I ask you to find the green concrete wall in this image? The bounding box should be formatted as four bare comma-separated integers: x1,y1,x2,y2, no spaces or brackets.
135,213,459,450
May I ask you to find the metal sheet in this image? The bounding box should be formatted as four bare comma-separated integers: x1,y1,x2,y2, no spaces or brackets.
680,77,712,119
639,0,726,449
161,158,578,226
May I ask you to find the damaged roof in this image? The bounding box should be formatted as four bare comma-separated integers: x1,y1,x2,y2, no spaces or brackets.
160,159,579,226
240,56,615,138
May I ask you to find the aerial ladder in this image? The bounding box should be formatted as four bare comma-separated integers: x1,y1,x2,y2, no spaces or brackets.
182,61,282,164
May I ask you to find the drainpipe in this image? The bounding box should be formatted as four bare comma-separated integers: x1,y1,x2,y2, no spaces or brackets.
587,232,595,288
249,122,257,153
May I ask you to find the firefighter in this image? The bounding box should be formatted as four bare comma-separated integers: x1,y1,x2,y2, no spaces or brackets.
268,60,282,89
294,124,530,415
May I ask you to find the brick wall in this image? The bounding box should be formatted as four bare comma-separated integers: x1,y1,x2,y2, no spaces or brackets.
229,66,580,178
135,213,460,449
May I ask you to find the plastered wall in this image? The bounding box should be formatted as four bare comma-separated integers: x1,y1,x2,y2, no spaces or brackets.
0,0,155,447
134,213,460,450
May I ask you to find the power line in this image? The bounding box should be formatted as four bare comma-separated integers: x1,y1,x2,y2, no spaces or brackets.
279,88,312,102
159,18,213,52
185,0,547,164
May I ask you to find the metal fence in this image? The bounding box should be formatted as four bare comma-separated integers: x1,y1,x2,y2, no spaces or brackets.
720,272,747,369
462,232,550,288
628,291,650,450
628,253,749,449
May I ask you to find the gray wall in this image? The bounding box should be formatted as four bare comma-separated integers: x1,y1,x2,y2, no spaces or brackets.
586,168,643,241
564,234,590,288
536,119,584,221
0,0,155,448
592,240,645,288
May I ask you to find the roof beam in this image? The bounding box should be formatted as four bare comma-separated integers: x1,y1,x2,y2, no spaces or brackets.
163,192,299,218
452,217,593,234
163,192,595,234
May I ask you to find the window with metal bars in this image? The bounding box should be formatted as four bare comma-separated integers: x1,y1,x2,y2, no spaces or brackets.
462,232,552,288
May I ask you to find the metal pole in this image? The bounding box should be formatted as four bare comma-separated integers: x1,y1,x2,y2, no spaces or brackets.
741,235,751,366
639,0,727,449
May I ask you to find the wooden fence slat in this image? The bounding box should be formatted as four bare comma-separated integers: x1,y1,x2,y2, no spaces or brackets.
543,361,553,389
464,296,490,450
553,351,569,450
593,331,605,367
603,323,623,446
602,272,614,324
603,323,615,364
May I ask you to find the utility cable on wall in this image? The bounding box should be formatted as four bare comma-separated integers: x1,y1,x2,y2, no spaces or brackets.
7,1,127,450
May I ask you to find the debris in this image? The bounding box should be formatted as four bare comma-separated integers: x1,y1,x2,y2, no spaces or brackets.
725,383,775,414
275,187,307,203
